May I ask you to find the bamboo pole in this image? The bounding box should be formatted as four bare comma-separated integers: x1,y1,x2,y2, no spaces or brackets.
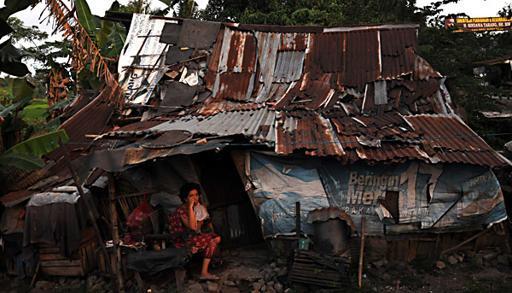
358,217,366,289
108,173,125,293
59,142,111,273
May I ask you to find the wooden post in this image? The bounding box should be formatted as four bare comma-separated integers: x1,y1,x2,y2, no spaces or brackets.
108,173,125,293
295,202,301,250
59,142,111,274
295,201,301,236
358,217,366,289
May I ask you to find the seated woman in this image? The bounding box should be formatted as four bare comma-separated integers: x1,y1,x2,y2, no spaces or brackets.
168,183,221,280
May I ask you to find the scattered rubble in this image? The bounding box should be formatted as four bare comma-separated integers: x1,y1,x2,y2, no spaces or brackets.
436,260,447,269
2,246,512,292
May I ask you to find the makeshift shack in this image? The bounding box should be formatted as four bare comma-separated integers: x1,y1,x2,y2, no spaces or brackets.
1,15,512,285
76,14,511,261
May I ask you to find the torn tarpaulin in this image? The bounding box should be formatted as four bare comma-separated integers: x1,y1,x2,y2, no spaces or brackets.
248,152,329,236
23,189,94,257
72,137,233,183
245,152,506,237
318,161,506,235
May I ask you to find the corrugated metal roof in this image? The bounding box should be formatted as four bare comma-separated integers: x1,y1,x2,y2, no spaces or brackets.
152,107,276,143
276,112,344,156
146,107,507,167
123,17,445,114
404,115,491,152
273,51,305,83
114,17,507,168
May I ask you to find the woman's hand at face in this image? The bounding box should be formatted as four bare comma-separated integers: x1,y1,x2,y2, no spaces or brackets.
187,196,199,208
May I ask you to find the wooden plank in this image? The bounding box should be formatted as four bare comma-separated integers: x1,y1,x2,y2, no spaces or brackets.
39,247,60,254
39,254,69,261
289,275,343,287
40,259,82,267
41,266,83,276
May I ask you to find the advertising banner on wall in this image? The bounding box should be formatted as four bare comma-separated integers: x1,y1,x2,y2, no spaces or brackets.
445,17,512,32
248,152,506,237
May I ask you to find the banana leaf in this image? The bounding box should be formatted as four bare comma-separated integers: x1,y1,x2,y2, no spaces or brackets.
0,151,45,170
0,96,31,118
3,129,69,158
97,21,126,57
75,0,99,37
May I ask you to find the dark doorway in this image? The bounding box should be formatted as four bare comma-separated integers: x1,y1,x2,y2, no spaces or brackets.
193,151,263,248
383,190,400,223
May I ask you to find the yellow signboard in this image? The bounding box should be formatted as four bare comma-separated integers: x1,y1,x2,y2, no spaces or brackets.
445,17,512,32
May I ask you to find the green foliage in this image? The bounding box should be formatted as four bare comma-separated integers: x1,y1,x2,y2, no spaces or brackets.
0,129,69,170
21,99,49,127
75,0,98,37
75,0,127,57
0,78,34,111
4,129,68,158
7,17,48,44
416,12,512,148
97,21,127,58
202,0,423,26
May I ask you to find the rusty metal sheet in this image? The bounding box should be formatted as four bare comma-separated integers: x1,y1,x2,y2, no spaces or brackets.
225,31,257,73
46,85,117,164
139,130,193,148
177,19,221,49
198,100,264,116
165,46,192,65
279,33,308,51
276,113,344,156
152,107,276,143
328,113,508,167
256,31,280,89
160,80,197,107
434,150,508,167
116,120,163,132
414,55,442,80
273,51,305,83
354,144,425,162
380,28,417,79
215,72,255,101
312,32,346,73
404,115,492,152
160,22,181,44
206,29,224,74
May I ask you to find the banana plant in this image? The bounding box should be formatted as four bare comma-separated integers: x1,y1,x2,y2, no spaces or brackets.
0,129,69,170
75,0,127,58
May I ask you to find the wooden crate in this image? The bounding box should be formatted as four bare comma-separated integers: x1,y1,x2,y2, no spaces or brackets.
39,228,99,277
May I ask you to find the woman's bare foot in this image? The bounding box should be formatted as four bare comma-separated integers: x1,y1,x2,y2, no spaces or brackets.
199,273,219,281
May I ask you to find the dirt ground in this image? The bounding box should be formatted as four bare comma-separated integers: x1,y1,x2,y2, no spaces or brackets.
1,245,511,292
362,252,512,293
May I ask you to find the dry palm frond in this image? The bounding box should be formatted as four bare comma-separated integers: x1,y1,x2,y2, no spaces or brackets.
48,68,69,106
44,0,123,107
